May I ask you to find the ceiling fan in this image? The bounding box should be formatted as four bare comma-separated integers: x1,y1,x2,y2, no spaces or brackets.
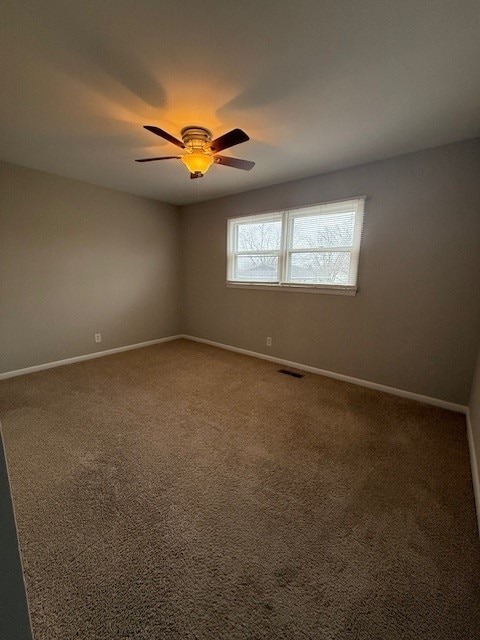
135,125,255,178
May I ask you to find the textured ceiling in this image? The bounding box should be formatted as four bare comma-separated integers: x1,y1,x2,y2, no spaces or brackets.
1,0,479,205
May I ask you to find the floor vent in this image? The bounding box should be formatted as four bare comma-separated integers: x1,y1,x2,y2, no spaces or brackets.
278,369,304,378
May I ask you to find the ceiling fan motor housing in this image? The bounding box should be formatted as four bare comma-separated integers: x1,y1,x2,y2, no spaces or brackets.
181,126,212,152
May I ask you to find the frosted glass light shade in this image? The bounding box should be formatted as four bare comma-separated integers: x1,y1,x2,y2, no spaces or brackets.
181,152,213,175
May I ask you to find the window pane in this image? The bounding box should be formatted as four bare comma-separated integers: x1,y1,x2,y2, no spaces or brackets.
234,254,279,281
290,212,355,249
287,252,351,285
236,219,282,252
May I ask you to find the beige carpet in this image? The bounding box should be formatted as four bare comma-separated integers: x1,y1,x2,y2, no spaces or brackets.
1,339,479,639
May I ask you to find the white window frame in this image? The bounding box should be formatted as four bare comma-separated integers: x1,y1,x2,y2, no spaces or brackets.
226,196,365,295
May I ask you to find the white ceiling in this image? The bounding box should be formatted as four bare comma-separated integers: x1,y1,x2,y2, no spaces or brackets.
1,1,479,205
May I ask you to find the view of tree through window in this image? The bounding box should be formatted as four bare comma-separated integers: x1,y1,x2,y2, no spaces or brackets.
237,220,282,252
227,199,364,289
288,212,355,284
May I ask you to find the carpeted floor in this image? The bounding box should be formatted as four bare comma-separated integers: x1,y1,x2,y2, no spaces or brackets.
1,338,479,639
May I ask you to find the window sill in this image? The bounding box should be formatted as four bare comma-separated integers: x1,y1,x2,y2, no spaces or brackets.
225,282,357,296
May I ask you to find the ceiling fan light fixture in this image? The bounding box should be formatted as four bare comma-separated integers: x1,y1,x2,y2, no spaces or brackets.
137,125,254,176
181,151,213,176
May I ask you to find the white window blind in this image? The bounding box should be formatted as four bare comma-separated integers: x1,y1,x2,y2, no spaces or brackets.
227,197,365,293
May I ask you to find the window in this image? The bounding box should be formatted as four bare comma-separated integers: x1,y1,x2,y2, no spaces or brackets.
226,197,365,294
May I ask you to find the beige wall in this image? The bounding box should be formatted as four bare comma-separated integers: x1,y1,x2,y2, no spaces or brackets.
181,139,480,405
0,161,180,373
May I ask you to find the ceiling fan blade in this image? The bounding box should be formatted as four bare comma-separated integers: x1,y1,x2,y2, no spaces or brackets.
210,128,249,153
135,156,181,162
214,155,255,171
143,126,185,149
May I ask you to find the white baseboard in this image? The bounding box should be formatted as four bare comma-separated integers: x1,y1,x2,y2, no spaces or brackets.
466,410,480,537
181,334,467,414
0,335,182,380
